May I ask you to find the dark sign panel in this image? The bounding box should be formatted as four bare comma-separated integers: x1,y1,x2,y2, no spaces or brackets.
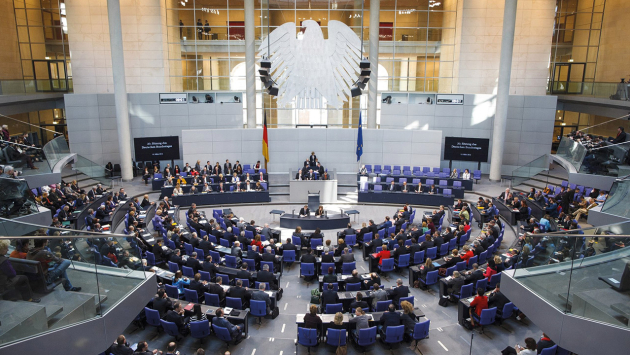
134,136,180,161
443,137,489,162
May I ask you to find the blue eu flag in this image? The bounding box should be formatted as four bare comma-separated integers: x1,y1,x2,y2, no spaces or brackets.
356,112,363,162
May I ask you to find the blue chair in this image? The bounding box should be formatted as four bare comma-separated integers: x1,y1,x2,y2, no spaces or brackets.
146,252,156,266
540,345,558,355
212,324,233,347
467,255,478,269
412,319,430,349
321,262,335,274
190,320,211,343
184,289,199,303
345,234,357,247
160,319,182,341
473,170,481,183
182,266,194,278
398,296,414,309
342,262,356,275
261,261,274,273
225,255,238,269
310,238,323,249
194,248,204,258
419,270,439,289
378,258,395,275
438,243,449,257
456,261,467,272
184,243,193,256
323,282,339,292
297,327,318,353
325,303,343,314
168,261,179,273
487,272,501,290
199,271,210,282
255,281,270,291
217,273,230,285
144,307,162,333
300,263,315,280
353,326,377,350
473,307,497,333
454,283,473,300
243,258,256,271
226,297,244,310
363,232,373,242
476,278,488,291
236,278,250,288
444,265,457,277
283,250,296,266
381,325,404,349
220,239,229,248
204,292,220,307
326,328,346,349
426,247,437,260
375,300,392,312
478,251,488,265
412,251,425,265
395,254,410,270
251,300,268,324
346,282,361,291
498,302,515,321
164,284,179,299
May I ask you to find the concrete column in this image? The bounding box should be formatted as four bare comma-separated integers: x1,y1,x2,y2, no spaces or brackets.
367,0,380,129
489,0,518,181
245,0,256,128
106,0,133,181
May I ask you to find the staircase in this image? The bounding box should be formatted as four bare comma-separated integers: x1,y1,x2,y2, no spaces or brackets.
512,167,569,195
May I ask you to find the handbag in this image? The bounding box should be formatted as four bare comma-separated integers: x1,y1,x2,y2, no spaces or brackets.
438,267,447,277
336,332,347,355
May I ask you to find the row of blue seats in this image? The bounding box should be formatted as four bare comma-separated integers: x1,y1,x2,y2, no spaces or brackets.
363,165,481,179
153,168,267,179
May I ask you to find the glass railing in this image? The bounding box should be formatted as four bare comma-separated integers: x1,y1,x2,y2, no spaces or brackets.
41,135,71,170
0,177,39,218
0,218,148,346
548,81,627,100
601,179,630,219
73,154,113,187
0,79,73,95
513,220,630,329
556,136,630,177
511,154,549,187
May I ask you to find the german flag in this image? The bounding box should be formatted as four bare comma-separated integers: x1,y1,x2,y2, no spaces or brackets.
262,111,269,163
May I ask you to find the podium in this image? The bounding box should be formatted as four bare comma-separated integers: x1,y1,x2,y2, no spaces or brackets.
308,191,320,211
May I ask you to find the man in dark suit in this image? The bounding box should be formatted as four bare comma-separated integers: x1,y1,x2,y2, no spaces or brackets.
433,232,444,251
211,308,243,344
251,283,272,314
316,162,325,175
301,248,316,263
281,237,297,255
228,279,251,307
169,249,184,267
299,205,310,217
350,292,369,311
340,223,354,238
184,252,202,273
106,335,133,355
488,284,510,311
340,248,355,263
306,169,316,180
236,264,252,284
442,249,462,269
446,271,465,296
380,304,402,333
164,302,190,335
152,289,173,318
189,273,210,298
388,181,398,192
464,263,484,285
199,235,213,256
390,279,409,306
611,126,627,144
419,235,434,252
321,282,339,308
207,276,226,304
346,270,362,285
408,238,421,256
223,160,233,176
202,255,219,277
257,264,278,290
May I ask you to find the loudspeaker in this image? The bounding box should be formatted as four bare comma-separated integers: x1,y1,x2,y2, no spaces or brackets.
351,87,362,97
268,87,279,96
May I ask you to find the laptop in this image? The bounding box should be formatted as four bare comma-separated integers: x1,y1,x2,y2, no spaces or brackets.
599,261,630,292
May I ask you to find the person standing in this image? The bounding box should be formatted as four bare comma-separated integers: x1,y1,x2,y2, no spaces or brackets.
179,19,184,39
197,19,203,40
204,20,211,39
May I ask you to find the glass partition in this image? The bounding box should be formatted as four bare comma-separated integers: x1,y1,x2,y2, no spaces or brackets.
41,135,71,170
555,137,588,172
0,218,148,346
72,154,113,186
513,220,630,329
511,154,550,187
600,179,630,219
0,177,39,218
556,136,630,177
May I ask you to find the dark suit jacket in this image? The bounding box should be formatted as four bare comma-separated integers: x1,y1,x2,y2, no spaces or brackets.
301,253,317,264
257,270,277,289
388,184,398,192
185,257,202,273
465,269,484,285
321,290,339,307
228,286,250,300
350,300,369,311
164,310,187,331
107,344,134,355
207,283,225,300
488,290,510,310
189,279,209,297
380,311,401,331
299,207,310,216
391,285,409,304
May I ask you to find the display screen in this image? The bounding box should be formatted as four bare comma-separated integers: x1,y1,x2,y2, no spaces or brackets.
443,137,489,162
134,136,180,161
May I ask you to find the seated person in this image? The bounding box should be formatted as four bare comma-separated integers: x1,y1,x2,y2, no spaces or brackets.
379,303,402,336
26,239,81,292
211,308,243,345
299,205,310,217
164,302,190,335
468,287,488,326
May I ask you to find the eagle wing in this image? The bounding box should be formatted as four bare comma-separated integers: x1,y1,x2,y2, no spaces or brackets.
323,20,362,107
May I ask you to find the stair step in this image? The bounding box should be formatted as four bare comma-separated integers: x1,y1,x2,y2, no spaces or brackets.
45,304,64,321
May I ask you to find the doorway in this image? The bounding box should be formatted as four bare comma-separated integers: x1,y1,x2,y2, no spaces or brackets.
32,59,69,92
551,63,586,94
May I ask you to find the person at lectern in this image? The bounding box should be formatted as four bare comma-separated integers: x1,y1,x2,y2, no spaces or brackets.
309,152,317,166
224,159,232,175
315,205,325,217
299,205,310,217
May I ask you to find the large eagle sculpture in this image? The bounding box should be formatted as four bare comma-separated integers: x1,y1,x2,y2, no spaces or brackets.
258,20,363,109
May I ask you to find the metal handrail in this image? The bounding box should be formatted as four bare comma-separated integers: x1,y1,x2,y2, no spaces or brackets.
0,216,129,239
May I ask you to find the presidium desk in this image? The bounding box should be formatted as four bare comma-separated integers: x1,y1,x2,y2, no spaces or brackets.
289,170,338,204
